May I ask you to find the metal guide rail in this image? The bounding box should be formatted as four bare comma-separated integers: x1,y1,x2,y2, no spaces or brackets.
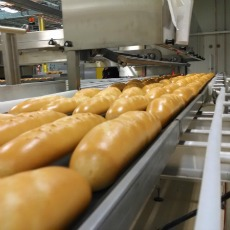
163,74,230,180
161,73,230,230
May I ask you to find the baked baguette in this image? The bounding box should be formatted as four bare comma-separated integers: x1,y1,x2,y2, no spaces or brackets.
70,111,161,191
106,95,149,120
0,166,91,230
173,86,195,103
73,95,117,115
0,113,105,177
119,87,144,98
145,87,167,100
9,95,63,114
41,96,89,114
73,88,101,98
146,97,176,127
142,83,163,94
0,114,14,119
0,111,66,146
109,82,126,91
95,87,121,98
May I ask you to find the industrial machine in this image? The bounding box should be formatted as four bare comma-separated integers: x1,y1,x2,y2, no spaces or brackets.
0,1,228,229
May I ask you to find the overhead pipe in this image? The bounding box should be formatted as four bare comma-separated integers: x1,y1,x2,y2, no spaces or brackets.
5,0,62,18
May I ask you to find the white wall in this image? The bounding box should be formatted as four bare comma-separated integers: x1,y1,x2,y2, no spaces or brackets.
189,0,230,75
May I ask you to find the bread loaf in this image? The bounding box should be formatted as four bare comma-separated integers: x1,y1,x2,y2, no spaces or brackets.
146,97,176,127
106,95,149,120
73,95,117,115
160,94,185,114
73,88,101,98
123,82,144,90
70,111,161,191
95,87,121,98
109,82,126,91
0,111,66,146
173,86,195,103
41,97,89,114
146,87,167,100
142,83,164,94
119,87,144,98
0,166,91,230
9,95,63,114
0,114,14,119
0,113,105,177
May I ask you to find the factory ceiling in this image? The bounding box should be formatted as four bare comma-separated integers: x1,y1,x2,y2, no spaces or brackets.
0,0,62,30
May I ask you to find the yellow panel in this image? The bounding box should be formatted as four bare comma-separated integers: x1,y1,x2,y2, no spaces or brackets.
96,67,104,79
42,63,48,73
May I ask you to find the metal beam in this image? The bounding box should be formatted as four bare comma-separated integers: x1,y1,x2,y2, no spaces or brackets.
6,0,62,18
0,10,38,20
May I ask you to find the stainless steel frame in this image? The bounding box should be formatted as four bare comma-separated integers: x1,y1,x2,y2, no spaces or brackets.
0,80,66,102
62,0,163,51
0,26,27,85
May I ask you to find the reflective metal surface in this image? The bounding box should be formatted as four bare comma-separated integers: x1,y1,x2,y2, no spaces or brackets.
16,29,64,50
62,0,163,50
0,80,66,102
1,33,21,85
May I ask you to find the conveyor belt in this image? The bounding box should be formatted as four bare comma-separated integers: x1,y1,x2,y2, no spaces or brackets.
0,76,215,229
52,82,210,229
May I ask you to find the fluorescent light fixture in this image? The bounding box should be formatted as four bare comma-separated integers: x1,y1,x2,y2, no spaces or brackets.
1,7,18,13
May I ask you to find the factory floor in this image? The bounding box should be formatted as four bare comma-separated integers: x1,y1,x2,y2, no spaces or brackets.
132,179,227,230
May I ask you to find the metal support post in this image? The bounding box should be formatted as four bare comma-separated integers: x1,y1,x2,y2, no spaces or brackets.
66,51,81,90
1,33,21,85
38,15,48,73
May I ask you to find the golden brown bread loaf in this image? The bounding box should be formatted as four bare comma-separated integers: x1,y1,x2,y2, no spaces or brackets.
106,95,150,120
159,79,171,85
123,82,144,90
95,87,121,98
109,82,126,91
142,83,164,94
0,113,105,177
40,96,89,114
146,97,176,127
8,95,63,114
0,166,91,230
173,86,196,103
73,88,101,98
145,87,167,100
0,111,66,146
163,83,179,93
160,94,185,114
119,87,144,98
73,95,117,115
0,114,14,119
69,111,161,191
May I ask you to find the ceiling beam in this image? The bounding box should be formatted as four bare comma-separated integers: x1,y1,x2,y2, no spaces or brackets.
0,10,38,20
5,0,62,18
